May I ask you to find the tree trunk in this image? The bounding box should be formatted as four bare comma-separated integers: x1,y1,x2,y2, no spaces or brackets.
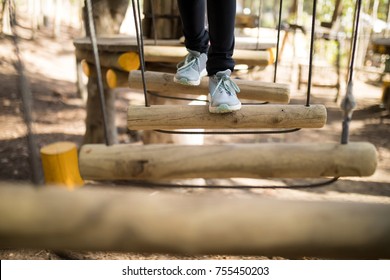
82,0,128,145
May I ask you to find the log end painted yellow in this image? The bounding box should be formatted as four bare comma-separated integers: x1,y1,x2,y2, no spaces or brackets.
40,142,84,189
118,52,140,72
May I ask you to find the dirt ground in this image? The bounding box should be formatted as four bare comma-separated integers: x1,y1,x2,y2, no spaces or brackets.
0,21,389,260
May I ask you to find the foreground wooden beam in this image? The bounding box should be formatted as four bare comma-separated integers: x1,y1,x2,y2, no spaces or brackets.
129,71,290,103
0,184,388,258
127,105,326,130
79,142,377,180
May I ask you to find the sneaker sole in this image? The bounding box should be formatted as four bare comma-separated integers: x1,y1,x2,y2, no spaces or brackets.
173,69,207,86
209,103,242,114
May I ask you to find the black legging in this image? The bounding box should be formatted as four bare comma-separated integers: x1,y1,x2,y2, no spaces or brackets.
177,0,236,75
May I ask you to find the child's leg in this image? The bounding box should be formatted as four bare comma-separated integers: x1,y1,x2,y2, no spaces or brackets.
177,0,209,53
206,0,236,75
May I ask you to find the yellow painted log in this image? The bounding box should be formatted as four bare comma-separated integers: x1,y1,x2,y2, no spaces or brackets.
106,69,128,89
40,142,84,189
75,49,140,72
80,59,90,77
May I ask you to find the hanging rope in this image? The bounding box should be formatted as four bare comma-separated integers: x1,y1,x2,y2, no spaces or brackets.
8,0,44,186
131,0,150,107
273,0,284,83
341,0,362,144
85,0,111,146
306,0,318,107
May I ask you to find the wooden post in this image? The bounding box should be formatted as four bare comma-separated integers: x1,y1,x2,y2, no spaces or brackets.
128,70,290,103
0,184,388,258
79,142,377,180
40,142,84,188
127,105,327,130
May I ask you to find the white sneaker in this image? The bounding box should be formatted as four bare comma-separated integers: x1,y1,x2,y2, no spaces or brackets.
174,49,207,86
208,69,241,113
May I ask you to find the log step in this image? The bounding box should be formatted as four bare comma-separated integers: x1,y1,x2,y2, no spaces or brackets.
143,46,274,66
127,105,327,130
129,70,290,103
0,184,388,258
79,142,377,180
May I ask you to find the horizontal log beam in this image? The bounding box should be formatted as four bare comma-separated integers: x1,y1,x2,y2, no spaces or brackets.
127,105,326,130
143,46,272,65
75,49,140,72
0,183,387,258
73,36,275,52
79,142,377,180
129,71,290,103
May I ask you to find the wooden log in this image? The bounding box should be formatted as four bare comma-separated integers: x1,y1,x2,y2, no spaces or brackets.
143,46,272,66
79,142,377,180
106,69,128,89
75,49,140,72
128,71,290,103
80,59,91,77
40,142,84,189
127,105,326,130
73,36,276,52
0,183,388,258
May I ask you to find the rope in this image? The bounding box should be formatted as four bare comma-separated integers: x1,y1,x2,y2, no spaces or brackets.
131,0,150,107
85,0,111,146
273,0,283,83
8,0,44,186
147,91,269,105
340,0,362,144
154,128,301,135
119,177,340,190
306,0,318,107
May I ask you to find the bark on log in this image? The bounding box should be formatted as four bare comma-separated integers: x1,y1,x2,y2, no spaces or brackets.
0,183,387,258
127,105,326,130
79,142,377,180
128,71,290,103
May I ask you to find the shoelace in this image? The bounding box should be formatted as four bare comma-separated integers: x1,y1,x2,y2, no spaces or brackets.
177,54,199,72
211,74,241,97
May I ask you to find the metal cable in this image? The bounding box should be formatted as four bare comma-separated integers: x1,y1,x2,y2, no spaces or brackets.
348,0,362,84
340,0,362,144
85,0,111,145
147,91,269,105
306,0,318,107
131,0,150,106
273,0,283,83
8,0,44,186
120,177,339,190
154,128,301,135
